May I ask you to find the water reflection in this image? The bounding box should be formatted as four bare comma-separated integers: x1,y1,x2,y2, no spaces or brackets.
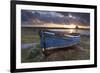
69,29,76,33
49,29,90,36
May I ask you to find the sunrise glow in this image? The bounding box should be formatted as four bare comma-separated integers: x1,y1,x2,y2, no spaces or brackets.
69,29,75,33
22,23,89,29
69,24,76,28
64,24,76,28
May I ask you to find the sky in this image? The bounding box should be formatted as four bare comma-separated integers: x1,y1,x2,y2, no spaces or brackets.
21,10,90,28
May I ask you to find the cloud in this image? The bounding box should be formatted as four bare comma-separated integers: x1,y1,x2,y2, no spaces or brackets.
32,11,64,18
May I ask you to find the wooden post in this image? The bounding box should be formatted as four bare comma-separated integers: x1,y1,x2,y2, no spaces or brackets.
75,25,79,33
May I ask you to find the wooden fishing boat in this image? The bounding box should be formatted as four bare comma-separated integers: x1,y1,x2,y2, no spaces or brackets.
39,30,80,50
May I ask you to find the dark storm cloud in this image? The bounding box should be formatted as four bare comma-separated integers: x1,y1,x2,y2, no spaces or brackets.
58,12,90,25
21,10,90,25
